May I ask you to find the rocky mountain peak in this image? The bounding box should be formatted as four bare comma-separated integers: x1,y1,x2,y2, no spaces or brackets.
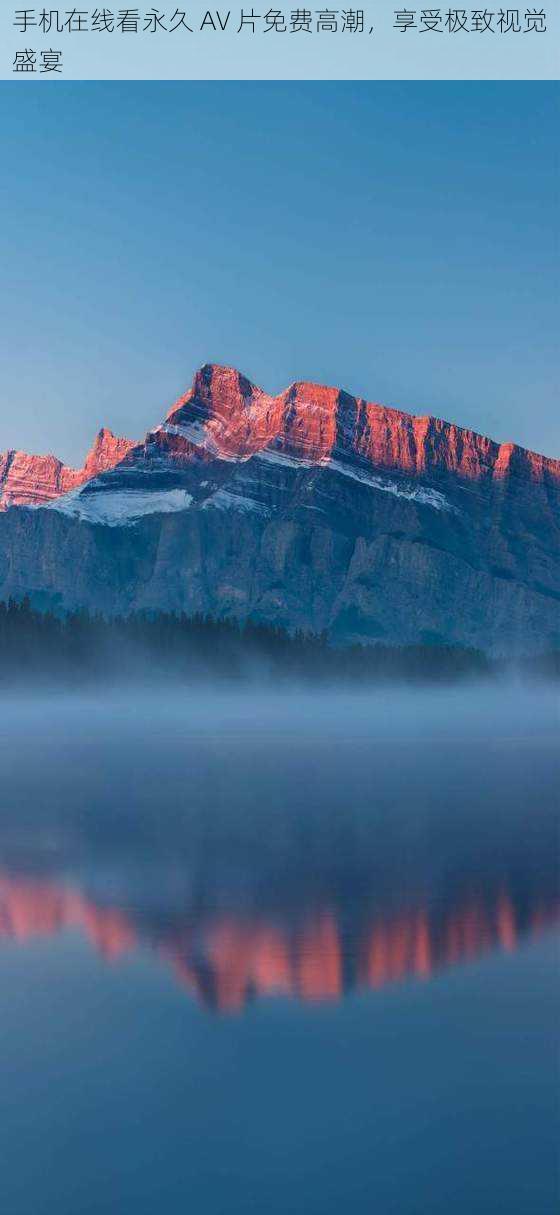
83,428,136,477
0,426,135,511
2,365,558,516
161,365,559,486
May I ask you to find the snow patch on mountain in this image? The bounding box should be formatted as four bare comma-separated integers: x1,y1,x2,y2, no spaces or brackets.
46,487,194,526
160,422,251,463
326,458,455,510
202,489,271,515
257,450,455,511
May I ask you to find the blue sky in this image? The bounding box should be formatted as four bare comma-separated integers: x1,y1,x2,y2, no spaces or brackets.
1,82,558,464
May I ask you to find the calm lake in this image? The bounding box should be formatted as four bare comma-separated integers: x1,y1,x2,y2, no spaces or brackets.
0,685,558,1215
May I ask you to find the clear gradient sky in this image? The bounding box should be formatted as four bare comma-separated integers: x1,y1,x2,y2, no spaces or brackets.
1,82,558,465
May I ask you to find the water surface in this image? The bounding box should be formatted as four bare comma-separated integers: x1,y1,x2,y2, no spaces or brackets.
0,686,558,1214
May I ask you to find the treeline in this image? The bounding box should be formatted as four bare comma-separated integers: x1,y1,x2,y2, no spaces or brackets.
0,598,554,686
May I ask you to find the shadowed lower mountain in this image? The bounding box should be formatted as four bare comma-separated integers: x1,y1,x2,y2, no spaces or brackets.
1,364,558,654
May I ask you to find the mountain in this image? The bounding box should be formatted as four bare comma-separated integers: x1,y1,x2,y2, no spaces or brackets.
0,427,134,510
0,363,558,653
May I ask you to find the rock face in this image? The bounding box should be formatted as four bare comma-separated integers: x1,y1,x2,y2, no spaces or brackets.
0,428,135,510
163,364,558,485
0,363,558,653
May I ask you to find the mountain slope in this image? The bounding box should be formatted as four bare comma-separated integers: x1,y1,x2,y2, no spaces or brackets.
0,364,558,653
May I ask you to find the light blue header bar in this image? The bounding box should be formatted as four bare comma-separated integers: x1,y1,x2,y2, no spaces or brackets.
1,0,557,77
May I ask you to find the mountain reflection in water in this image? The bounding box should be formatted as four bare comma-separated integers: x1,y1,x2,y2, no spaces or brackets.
0,869,557,1012
0,686,557,1015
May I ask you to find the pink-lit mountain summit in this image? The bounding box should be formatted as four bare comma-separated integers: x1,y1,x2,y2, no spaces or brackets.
161,364,558,483
0,364,558,653
2,364,558,511
0,428,135,511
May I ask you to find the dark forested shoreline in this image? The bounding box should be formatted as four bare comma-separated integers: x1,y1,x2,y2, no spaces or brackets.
0,599,557,687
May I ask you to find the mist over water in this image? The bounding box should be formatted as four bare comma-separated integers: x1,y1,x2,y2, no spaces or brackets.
0,683,558,1215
